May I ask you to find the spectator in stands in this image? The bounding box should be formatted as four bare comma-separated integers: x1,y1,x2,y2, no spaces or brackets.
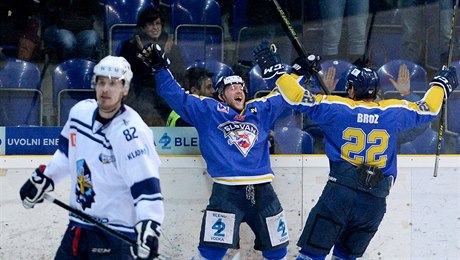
400,0,459,65
0,0,41,61
120,6,184,126
166,67,215,126
319,0,369,66
42,0,102,62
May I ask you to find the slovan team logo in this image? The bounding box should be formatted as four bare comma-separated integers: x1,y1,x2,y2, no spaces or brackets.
218,122,259,157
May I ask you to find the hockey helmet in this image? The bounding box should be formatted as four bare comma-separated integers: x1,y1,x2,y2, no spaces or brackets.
346,67,380,100
215,75,247,96
91,55,133,90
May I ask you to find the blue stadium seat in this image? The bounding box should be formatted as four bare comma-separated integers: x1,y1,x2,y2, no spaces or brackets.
373,8,401,26
171,0,223,64
368,25,404,68
399,127,443,154
274,126,314,154
104,0,156,54
185,60,234,87
248,64,291,99
231,0,248,41
314,59,356,92
377,59,428,93
53,58,96,126
0,58,42,126
447,90,460,134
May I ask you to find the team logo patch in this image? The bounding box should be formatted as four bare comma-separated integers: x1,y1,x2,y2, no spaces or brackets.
265,211,289,247
234,114,245,121
250,107,257,114
218,122,258,157
217,103,230,114
98,152,115,164
75,159,96,210
203,210,235,245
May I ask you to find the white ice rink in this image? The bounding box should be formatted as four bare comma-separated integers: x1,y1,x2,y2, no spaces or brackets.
1,155,459,259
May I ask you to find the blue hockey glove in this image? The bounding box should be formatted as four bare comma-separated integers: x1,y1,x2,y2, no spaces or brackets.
131,220,161,259
291,55,321,79
137,43,171,73
19,165,54,209
429,65,458,99
253,40,287,87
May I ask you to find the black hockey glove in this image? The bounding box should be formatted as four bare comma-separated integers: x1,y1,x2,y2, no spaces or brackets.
429,65,458,99
19,165,54,209
137,43,171,73
253,40,287,87
291,54,321,79
131,220,161,259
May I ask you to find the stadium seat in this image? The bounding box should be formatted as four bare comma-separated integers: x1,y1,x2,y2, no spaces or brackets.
373,8,401,26
171,0,224,64
231,0,248,41
0,58,42,126
274,126,314,154
313,59,356,92
368,25,404,68
104,0,156,54
185,60,234,87
53,58,96,126
447,90,460,134
247,64,291,99
399,127,443,154
377,59,428,93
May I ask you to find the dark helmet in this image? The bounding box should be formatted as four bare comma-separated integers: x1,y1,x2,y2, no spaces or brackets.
215,75,247,96
346,67,380,100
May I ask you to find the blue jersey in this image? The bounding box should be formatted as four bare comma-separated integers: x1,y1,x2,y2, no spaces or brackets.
276,74,445,180
156,69,290,185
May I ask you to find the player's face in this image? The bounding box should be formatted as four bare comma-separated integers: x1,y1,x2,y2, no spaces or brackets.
143,18,162,39
95,76,128,118
221,83,246,111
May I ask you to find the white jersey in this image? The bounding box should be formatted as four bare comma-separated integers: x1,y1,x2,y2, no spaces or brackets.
44,99,164,233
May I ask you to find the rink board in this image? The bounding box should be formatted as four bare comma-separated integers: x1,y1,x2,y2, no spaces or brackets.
1,155,459,259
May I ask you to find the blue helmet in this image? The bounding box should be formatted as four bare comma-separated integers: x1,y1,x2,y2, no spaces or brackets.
346,67,380,100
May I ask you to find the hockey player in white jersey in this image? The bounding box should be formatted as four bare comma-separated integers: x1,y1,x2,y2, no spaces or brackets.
19,55,164,259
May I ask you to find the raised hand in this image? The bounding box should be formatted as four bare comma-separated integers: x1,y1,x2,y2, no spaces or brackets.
137,43,171,72
291,54,321,79
430,65,458,99
253,40,286,86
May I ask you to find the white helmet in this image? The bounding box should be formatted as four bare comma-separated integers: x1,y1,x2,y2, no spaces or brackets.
91,55,133,90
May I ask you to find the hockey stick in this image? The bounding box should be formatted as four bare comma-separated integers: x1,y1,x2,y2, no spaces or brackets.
43,193,168,259
270,0,330,95
434,0,459,177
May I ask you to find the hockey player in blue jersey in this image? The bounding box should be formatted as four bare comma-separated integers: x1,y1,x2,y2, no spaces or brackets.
137,44,292,260
252,40,458,260
19,55,164,259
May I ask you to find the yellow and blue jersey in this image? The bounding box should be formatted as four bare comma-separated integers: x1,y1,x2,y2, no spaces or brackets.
276,74,444,179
